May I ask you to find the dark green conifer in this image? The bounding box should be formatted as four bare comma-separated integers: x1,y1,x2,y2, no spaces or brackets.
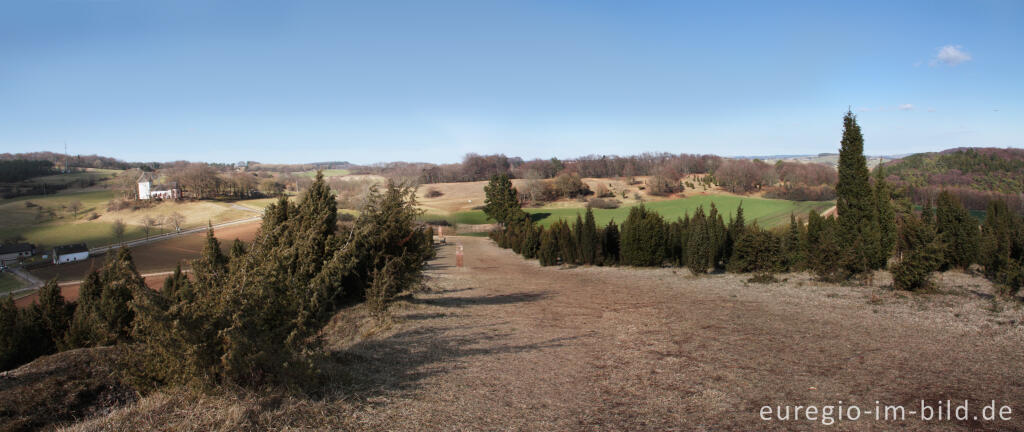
483,174,521,225
873,164,897,268
686,207,711,274
893,213,945,290
835,111,881,276
602,220,620,265
934,191,979,270
620,204,666,266
538,227,559,266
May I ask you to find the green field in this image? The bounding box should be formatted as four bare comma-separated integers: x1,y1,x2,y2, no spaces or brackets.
293,169,351,178
423,195,834,229
0,188,253,249
0,272,27,295
0,221,148,251
24,169,120,187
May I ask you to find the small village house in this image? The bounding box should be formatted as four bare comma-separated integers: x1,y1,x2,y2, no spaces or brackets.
0,243,34,264
53,243,89,264
137,172,181,200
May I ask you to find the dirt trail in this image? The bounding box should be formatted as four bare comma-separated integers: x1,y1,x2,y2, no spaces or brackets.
331,236,1024,431
63,235,1024,431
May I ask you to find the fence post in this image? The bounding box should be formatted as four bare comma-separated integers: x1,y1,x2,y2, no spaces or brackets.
455,243,464,268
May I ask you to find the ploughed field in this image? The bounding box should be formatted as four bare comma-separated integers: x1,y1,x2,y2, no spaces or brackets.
69,236,1024,431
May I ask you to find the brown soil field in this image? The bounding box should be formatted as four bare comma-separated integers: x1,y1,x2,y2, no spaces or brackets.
15,274,166,308
16,222,261,308
28,221,261,283
67,236,1024,431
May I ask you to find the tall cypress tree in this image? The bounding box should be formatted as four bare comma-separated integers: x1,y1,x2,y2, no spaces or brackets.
725,203,746,265
573,213,585,264
686,207,711,274
579,208,599,265
873,164,897,268
835,111,881,276
784,213,804,270
602,220,620,265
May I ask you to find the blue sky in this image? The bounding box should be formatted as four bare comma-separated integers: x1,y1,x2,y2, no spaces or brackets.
1,0,1021,164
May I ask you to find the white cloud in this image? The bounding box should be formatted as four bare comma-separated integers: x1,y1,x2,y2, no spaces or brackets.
930,45,972,66
898,104,914,111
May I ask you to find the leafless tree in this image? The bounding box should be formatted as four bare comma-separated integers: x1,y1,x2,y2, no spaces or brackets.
141,216,157,240
67,200,83,219
166,212,185,233
112,219,126,244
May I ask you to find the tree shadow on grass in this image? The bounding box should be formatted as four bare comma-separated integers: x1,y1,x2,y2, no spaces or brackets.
405,291,550,308
529,212,552,223
316,324,578,401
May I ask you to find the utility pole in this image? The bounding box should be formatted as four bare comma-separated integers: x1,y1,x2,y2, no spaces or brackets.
63,141,69,173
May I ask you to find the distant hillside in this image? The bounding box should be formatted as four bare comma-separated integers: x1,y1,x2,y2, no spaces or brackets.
884,147,1024,194
882,147,1024,212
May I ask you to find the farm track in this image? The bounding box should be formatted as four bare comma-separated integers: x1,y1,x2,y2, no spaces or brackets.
332,236,1024,431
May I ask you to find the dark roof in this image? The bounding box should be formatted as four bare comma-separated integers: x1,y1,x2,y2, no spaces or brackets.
0,243,33,254
54,243,89,255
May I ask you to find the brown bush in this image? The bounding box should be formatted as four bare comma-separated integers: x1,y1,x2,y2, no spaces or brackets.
588,198,621,209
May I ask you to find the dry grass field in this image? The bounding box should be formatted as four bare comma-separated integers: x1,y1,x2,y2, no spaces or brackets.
416,175,725,215
60,236,1024,431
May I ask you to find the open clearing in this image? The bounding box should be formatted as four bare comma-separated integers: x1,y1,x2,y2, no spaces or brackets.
424,194,832,228
70,236,1024,431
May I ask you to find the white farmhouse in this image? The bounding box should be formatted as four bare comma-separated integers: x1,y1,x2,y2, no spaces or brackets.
53,243,89,264
138,172,181,200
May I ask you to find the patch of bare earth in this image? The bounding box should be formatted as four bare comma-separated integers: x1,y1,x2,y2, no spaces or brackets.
65,237,1023,431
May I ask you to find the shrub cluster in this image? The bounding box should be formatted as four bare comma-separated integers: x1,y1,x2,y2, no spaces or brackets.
0,173,435,390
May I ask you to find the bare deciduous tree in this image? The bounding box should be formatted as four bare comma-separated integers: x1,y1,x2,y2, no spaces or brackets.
141,216,157,240
112,219,126,244
68,200,83,219
167,212,185,233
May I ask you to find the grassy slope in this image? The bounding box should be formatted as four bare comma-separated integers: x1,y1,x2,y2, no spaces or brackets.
293,169,351,178
1,188,255,250
423,195,833,229
0,273,27,295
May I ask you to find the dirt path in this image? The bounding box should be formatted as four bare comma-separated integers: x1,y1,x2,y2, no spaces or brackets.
65,235,1024,431
337,236,1023,431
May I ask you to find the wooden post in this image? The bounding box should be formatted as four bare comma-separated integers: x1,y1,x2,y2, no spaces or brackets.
455,243,464,268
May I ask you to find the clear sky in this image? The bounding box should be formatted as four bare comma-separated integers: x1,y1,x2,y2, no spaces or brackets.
1,0,1021,164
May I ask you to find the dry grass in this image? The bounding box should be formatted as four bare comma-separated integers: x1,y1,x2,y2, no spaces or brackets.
415,175,732,215
0,347,135,432
51,237,1024,430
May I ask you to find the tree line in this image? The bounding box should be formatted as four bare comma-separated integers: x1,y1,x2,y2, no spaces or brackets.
485,112,1024,296
0,173,435,389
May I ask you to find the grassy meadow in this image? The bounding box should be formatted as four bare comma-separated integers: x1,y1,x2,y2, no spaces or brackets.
0,273,27,295
0,181,257,250
293,169,351,178
422,195,834,229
